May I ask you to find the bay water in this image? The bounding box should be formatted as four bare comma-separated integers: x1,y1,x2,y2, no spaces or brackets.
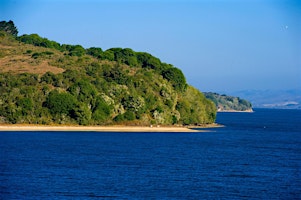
1,109,300,199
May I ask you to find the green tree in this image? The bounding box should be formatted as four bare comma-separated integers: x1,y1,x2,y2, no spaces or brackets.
110,48,138,67
92,102,111,123
44,90,77,116
18,34,61,49
67,45,86,56
0,20,18,36
16,97,33,116
162,67,187,92
101,50,115,61
103,64,128,85
86,47,103,58
124,111,136,121
136,52,162,71
72,103,92,125
67,80,97,102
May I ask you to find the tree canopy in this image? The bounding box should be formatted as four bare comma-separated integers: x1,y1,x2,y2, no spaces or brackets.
0,20,18,36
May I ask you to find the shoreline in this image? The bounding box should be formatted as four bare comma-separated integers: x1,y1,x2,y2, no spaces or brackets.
217,109,253,113
0,124,220,133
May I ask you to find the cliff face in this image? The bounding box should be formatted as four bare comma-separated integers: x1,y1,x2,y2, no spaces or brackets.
0,30,216,125
204,92,252,112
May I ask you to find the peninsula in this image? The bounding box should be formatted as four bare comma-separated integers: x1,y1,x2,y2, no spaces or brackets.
204,92,253,112
0,20,216,127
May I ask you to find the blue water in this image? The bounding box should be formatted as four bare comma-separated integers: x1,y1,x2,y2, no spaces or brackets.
0,109,300,199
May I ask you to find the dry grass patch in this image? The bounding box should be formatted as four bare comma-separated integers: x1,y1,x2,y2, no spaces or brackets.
0,46,65,75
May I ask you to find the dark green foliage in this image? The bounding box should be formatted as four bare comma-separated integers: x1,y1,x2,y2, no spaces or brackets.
31,51,54,59
19,73,39,86
65,45,86,56
18,34,61,49
172,115,178,124
44,90,77,115
124,111,136,121
100,50,115,61
0,20,18,36
113,114,124,122
41,72,56,84
110,48,138,67
86,47,103,58
162,67,187,92
102,48,138,66
136,52,162,71
103,64,129,84
62,69,82,83
113,111,136,122
86,62,101,77
71,103,92,125
68,80,97,102
92,97,112,123
17,98,33,114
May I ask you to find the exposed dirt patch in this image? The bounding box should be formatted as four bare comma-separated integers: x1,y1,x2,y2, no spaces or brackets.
0,54,65,75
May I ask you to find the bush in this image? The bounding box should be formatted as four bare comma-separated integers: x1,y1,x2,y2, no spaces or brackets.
16,97,33,115
67,80,97,102
41,72,56,84
124,111,136,121
44,90,77,116
71,103,92,125
136,52,162,71
92,97,112,122
18,34,61,50
86,47,103,58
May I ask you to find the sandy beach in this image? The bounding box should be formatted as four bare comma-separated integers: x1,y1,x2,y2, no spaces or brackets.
0,125,207,132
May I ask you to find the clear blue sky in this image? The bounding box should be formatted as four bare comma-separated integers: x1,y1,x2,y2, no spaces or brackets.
1,0,300,93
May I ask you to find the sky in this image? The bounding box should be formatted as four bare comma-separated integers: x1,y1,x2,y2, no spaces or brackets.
1,0,300,93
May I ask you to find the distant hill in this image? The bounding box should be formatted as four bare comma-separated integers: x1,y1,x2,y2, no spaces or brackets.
0,21,216,125
229,89,301,109
204,92,253,112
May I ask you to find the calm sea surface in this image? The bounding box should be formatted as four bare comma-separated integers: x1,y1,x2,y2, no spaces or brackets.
1,109,301,199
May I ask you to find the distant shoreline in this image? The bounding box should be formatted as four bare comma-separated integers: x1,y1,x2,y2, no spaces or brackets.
0,124,221,133
217,109,253,113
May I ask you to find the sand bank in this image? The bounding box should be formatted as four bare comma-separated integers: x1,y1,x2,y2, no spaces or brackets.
0,125,206,132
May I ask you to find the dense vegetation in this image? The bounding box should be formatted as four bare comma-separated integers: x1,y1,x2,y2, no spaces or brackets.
204,92,252,111
0,21,216,125
0,20,18,36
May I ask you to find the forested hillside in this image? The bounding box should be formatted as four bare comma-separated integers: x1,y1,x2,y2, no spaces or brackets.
204,92,252,112
0,21,216,125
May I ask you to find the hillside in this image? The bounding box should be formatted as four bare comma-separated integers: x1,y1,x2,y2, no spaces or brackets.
204,92,252,112
229,89,301,109
0,21,216,126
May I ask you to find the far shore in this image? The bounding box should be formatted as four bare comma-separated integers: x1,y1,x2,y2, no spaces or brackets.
217,109,254,113
0,124,222,133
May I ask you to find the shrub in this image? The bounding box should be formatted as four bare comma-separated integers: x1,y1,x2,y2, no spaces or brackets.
44,90,77,115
